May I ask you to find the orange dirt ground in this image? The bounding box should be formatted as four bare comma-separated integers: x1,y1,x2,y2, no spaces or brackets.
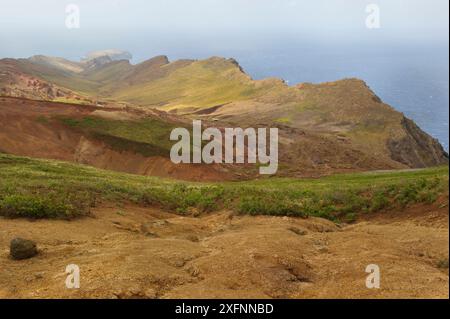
0,199,448,299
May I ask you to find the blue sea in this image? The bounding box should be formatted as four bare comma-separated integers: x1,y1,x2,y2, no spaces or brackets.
229,41,449,152
3,32,448,151
138,36,448,151
0,0,447,151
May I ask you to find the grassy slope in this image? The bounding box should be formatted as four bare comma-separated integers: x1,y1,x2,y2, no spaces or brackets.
9,56,432,138
58,115,181,157
3,56,447,171
19,60,102,95
81,61,132,84
112,57,268,109
0,153,447,221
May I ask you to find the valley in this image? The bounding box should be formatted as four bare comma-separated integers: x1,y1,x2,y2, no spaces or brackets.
0,50,448,299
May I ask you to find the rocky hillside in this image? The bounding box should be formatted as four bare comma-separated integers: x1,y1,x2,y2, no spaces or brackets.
0,53,447,179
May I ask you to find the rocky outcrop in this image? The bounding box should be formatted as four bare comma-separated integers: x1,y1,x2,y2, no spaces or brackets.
82,49,132,63
388,117,449,168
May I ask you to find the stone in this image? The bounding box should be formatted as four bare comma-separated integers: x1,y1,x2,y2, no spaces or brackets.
185,234,199,242
144,288,157,299
152,220,169,227
140,223,158,237
10,238,38,260
288,227,307,236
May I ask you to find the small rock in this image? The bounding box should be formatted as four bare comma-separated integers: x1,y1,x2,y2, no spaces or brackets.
187,266,200,277
112,290,124,298
144,288,157,299
140,223,150,232
173,259,186,267
34,272,44,279
187,207,201,217
288,227,307,236
153,220,169,227
114,287,144,299
26,272,45,282
140,224,158,237
10,238,38,260
25,276,34,283
128,286,142,296
185,235,199,242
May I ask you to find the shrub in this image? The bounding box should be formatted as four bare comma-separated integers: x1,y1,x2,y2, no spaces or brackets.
370,190,390,212
344,212,357,223
0,194,90,219
238,195,309,218
140,185,224,214
437,259,449,269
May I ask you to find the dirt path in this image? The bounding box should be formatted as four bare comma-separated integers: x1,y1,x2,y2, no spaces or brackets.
0,200,448,299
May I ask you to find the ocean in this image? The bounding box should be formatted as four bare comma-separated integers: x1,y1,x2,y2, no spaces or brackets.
146,36,448,151
226,41,449,152
3,32,448,151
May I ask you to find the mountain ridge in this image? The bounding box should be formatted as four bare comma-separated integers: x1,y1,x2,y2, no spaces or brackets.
0,52,447,180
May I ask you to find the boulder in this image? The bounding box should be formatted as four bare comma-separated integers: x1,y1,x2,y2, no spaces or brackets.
10,238,38,260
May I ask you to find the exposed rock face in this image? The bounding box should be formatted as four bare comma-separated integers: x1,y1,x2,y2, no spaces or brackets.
81,50,133,70
388,117,449,168
10,238,38,260
82,49,132,62
0,58,93,103
85,56,114,70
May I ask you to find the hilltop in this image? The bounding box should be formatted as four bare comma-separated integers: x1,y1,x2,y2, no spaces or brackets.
0,52,448,179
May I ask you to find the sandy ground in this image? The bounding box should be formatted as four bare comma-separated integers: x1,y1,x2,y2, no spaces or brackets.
0,200,448,299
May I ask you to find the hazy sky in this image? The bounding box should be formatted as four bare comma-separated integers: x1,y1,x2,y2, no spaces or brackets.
0,0,448,61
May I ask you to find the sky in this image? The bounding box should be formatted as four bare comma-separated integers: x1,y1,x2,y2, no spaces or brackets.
0,0,448,62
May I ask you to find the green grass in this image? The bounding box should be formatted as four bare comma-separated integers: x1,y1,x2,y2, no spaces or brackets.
51,97,91,105
59,116,182,157
112,58,267,109
81,60,132,84
0,153,448,220
0,194,89,219
275,117,292,124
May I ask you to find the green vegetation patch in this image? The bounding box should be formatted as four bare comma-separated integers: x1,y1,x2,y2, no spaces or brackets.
0,153,448,221
112,59,266,109
59,116,182,157
275,117,292,124
0,194,91,219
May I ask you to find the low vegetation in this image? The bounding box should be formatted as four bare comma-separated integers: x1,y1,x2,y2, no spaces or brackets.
0,194,91,219
112,58,265,109
59,116,181,157
0,153,448,220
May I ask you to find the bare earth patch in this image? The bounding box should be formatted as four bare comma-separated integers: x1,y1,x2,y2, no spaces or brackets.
0,201,448,299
